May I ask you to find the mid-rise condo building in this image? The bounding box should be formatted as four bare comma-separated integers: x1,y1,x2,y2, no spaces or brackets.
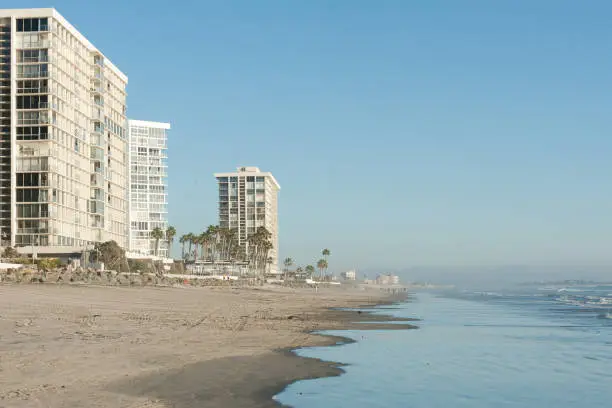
127,120,169,258
214,166,280,274
0,8,128,253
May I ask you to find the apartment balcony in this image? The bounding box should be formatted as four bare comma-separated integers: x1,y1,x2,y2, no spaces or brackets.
88,200,104,215
92,122,104,134
17,86,49,94
17,72,50,80
90,146,104,161
90,85,103,95
16,161,54,172
20,40,51,49
17,227,49,234
18,55,50,64
90,173,104,187
17,117,50,126
94,56,104,67
91,110,103,120
18,102,49,111
91,162,104,174
17,146,54,158
90,188,104,201
90,133,105,147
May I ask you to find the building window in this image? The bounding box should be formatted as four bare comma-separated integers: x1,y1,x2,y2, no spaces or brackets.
16,173,48,187
16,18,49,32
16,188,48,203
16,126,49,141
16,95,48,109
16,204,49,218
17,49,48,63
17,64,48,79
17,111,49,125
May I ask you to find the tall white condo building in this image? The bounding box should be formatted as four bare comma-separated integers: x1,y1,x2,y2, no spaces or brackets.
214,167,280,274
128,120,170,258
0,8,129,253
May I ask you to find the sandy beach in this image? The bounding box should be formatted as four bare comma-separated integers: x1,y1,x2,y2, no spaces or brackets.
0,283,415,408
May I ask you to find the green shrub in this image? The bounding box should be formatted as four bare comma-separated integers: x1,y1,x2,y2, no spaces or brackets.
11,258,33,265
128,258,151,272
2,247,20,258
36,258,62,270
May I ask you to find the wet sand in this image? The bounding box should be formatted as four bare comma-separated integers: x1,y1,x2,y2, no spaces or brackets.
0,284,415,407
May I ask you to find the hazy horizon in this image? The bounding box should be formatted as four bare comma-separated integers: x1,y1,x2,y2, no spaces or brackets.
360,265,612,287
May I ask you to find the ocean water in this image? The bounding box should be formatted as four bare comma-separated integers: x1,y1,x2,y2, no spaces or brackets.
276,284,612,407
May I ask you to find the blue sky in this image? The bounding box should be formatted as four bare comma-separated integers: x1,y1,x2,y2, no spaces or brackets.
9,0,612,272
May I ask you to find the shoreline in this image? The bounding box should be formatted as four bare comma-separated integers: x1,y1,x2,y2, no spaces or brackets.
0,284,417,408
263,294,418,407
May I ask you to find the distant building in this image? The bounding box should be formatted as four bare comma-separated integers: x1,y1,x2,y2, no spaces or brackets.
127,120,170,258
376,274,400,285
214,167,280,274
341,270,356,280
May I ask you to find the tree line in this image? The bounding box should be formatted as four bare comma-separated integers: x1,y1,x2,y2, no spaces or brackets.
152,226,332,281
283,248,331,281
178,225,274,276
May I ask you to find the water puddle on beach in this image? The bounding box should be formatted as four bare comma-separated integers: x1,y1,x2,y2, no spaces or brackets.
275,292,612,408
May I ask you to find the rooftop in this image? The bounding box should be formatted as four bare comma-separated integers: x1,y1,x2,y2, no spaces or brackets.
214,166,280,189
129,119,171,130
0,8,127,83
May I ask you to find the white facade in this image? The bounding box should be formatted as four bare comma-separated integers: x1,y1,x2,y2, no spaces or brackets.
214,166,280,274
341,270,357,280
0,8,129,252
128,120,169,257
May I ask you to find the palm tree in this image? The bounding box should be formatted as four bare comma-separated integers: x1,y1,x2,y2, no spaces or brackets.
197,231,208,261
226,229,238,262
228,231,241,263
259,241,272,277
184,233,195,260
246,234,258,275
322,248,330,259
266,257,273,276
246,227,273,277
283,257,293,282
196,234,204,261
316,259,328,281
151,227,164,257
206,225,217,260
305,265,315,279
322,248,331,278
218,227,233,261
296,266,304,279
166,226,176,258
179,234,188,260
